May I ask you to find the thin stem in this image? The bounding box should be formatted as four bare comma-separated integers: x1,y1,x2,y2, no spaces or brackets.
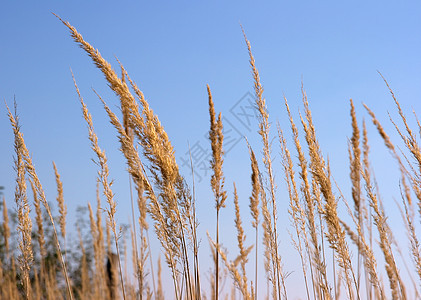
129,176,142,299
146,230,157,297
216,210,220,300
255,226,258,300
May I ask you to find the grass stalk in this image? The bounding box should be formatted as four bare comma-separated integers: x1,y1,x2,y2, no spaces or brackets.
7,103,74,300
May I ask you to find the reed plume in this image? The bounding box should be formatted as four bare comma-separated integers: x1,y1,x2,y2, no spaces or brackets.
207,84,227,300
299,88,358,299
7,103,74,300
60,14,198,297
233,183,251,299
30,180,46,259
8,103,33,299
278,125,312,300
349,99,363,295
53,162,67,242
399,178,421,287
361,113,406,299
247,141,260,299
73,75,126,300
284,96,331,299
242,27,285,300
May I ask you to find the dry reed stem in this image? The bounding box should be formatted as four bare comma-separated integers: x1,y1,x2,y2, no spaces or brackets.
2,196,10,257
91,88,149,297
278,125,311,300
349,100,362,222
350,100,384,299
187,144,202,300
10,105,33,299
242,27,285,300
77,225,90,299
6,104,37,300
96,182,107,297
284,96,331,299
106,218,112,257
92,88,182,298
60,14,195,296
10,259,18,300
361,124,406,299
299,89,358,299
0,259,4,297
129,227,142,299
349,99,363,295
233,183,251,299
88,202,101,298
55,14,138,122
52,162,67,241
30,180,46,260
52,161,69,295
246,141,260,299
209,230,253,300
122,67,197,237
336,184,384,299
101,89,183,298
208,85,227,211
379,73,421,172
119,64,195,255
33,267,41,300
134,195,148,300
379,73,421,217
364,103,414,298
128,174,143,299
157,258,164,300
29,178,46,298
7,104,74,300
363,103,410,185
120,65,195,300
207,84,227,300
247,141,260,229
93,83,148,229
259,173,277,298
73,76,126,300
399,178,421,289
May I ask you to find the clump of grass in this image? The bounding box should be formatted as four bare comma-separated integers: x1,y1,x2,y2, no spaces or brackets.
284,96,331,299
7,102,73,300
300,90,359,299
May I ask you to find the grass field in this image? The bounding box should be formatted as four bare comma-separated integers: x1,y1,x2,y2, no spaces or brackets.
1,15,421,300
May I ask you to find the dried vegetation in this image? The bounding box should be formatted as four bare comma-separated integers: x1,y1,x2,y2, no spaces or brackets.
1,16,420,300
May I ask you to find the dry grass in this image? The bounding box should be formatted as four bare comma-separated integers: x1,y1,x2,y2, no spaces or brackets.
1,16,421,300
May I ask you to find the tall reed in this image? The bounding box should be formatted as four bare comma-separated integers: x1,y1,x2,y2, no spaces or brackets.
207,84,227,300
242,28,286,300
10,104,33,299
72,74,127,300
247,142,260,299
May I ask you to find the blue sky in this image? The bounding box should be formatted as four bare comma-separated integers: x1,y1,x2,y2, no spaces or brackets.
1,1,421,298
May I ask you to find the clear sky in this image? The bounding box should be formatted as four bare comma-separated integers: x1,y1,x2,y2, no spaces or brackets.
1,1,421,298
